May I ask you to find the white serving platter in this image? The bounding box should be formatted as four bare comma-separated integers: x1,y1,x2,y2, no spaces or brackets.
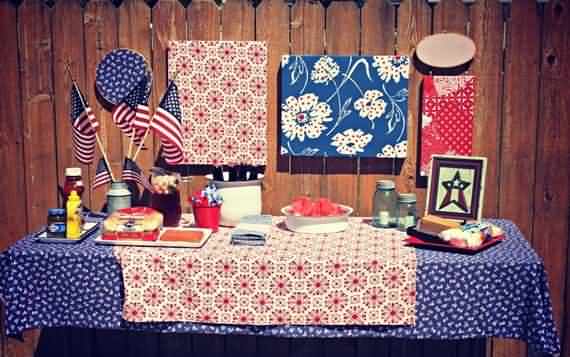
94,227,212,248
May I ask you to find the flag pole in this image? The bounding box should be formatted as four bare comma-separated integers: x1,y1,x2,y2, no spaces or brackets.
66,62,116,182
132,72,179,162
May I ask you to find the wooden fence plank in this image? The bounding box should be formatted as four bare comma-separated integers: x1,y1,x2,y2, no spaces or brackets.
0,1,27,246
470,0,503,220
257,0,294,215
396,0,430,214
118,0,154,194
152,1,192,212
298,0,325,202
324,1,360,209
358,0,395,217
83,0,119,210
19,0,58,231
494,3,542,356
534,0,570,350
189,0,218,41
52,0,92,209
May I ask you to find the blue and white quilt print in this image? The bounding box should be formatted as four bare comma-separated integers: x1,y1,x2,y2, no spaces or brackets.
280,55,409,158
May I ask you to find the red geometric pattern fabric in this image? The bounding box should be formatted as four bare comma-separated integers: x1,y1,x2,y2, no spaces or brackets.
168,41,268,165
114,218,416,326
420,75,476,176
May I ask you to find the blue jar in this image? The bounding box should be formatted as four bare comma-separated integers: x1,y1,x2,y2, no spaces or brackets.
47,208,66,238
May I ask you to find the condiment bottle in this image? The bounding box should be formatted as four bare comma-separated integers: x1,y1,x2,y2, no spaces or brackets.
66,190,82,239
372,180,398,228
397,193,417,231
63,167,84,201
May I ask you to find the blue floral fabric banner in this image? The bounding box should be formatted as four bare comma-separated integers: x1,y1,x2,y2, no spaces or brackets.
280,55,409,158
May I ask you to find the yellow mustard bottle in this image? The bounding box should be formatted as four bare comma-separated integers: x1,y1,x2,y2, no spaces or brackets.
66,190,82,239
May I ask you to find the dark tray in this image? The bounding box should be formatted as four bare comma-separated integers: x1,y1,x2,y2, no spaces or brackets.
405,225,505,254
33,222,100,244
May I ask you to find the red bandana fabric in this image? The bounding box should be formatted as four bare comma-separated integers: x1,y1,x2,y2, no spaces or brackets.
420,75,476,176
168,41,268,165
114,218,417,326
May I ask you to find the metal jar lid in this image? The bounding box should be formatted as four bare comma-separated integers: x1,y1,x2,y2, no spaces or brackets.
398,193,417,203
65,167,82,177
376,180,395,190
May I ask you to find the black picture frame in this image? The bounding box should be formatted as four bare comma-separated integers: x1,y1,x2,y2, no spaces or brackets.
425,155,487,221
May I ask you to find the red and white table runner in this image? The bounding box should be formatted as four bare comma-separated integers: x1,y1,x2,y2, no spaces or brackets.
114,218,416,326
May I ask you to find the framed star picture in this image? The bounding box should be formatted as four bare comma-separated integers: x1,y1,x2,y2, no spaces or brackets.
425,155,487,221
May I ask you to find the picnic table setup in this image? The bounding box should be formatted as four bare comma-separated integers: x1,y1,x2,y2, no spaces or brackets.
0,2,565,356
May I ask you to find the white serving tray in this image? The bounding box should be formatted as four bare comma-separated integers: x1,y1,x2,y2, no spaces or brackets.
94,227,212,248
281,205,353,234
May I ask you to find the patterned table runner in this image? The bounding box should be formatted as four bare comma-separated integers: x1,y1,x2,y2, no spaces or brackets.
114,218,417,325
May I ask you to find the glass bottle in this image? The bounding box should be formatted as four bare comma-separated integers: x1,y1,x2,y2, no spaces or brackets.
63,167,84,202
372,180,398,228
397,193,417,231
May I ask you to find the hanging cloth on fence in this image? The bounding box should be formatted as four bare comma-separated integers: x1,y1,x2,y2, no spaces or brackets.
420,75,476,176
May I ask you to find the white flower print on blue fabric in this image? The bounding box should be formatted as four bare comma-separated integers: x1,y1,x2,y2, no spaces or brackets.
310,56,340,84
354,90,387,128
280,55,409,158
376,141,407,158
331,129,373,156
372,56,410,83
281,93,333,142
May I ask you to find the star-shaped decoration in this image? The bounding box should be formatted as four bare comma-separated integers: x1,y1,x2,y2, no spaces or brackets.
438,170,471,212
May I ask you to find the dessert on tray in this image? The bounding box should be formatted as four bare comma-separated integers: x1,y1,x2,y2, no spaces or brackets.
102,207,163,241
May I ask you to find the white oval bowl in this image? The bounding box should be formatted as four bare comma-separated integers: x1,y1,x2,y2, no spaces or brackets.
281,205,354,234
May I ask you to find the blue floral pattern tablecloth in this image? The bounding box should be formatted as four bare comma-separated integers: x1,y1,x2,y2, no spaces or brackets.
280,55,409,158
0,220,560,355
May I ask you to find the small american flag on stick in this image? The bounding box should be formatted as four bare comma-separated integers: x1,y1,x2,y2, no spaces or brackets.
150,81,184,165
112,79,150,146
70,83,99,164
93,158,113,189
122,158,152,191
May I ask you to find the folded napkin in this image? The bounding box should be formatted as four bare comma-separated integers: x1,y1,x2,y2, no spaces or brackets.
230,215,272,246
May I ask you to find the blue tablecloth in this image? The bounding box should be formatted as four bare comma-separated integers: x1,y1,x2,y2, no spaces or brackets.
0,220,560,354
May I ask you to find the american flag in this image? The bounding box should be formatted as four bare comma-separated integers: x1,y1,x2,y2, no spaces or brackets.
151,81,184,164
122,158,152,191
93,158,113,189
131,78,152,145
70,83,99,164
112,79,149,145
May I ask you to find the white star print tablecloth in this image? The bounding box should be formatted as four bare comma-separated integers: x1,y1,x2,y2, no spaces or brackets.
0,219,560,355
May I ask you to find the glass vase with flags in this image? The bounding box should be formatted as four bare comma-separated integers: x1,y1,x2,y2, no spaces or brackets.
70,83,99,165
150,80,184,165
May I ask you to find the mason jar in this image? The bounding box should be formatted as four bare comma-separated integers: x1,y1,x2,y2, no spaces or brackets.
397,193,417,231
372,180,398,228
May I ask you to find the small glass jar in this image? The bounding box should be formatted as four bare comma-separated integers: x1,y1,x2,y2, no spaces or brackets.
397,193,417,231
47,208,66,238
63,167,84,201
372,180,398,228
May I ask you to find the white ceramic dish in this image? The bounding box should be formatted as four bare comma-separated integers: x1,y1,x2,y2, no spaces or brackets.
94,227,212,248
281,205,353,234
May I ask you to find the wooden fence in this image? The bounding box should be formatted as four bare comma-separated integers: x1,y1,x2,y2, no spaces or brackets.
0,0,568,356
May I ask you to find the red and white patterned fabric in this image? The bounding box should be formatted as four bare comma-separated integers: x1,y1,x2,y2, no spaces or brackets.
168,41,268,165
420,75,476,176
114,218,417,326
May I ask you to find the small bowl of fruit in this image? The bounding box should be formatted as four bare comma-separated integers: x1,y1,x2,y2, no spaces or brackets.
281,196,353,234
